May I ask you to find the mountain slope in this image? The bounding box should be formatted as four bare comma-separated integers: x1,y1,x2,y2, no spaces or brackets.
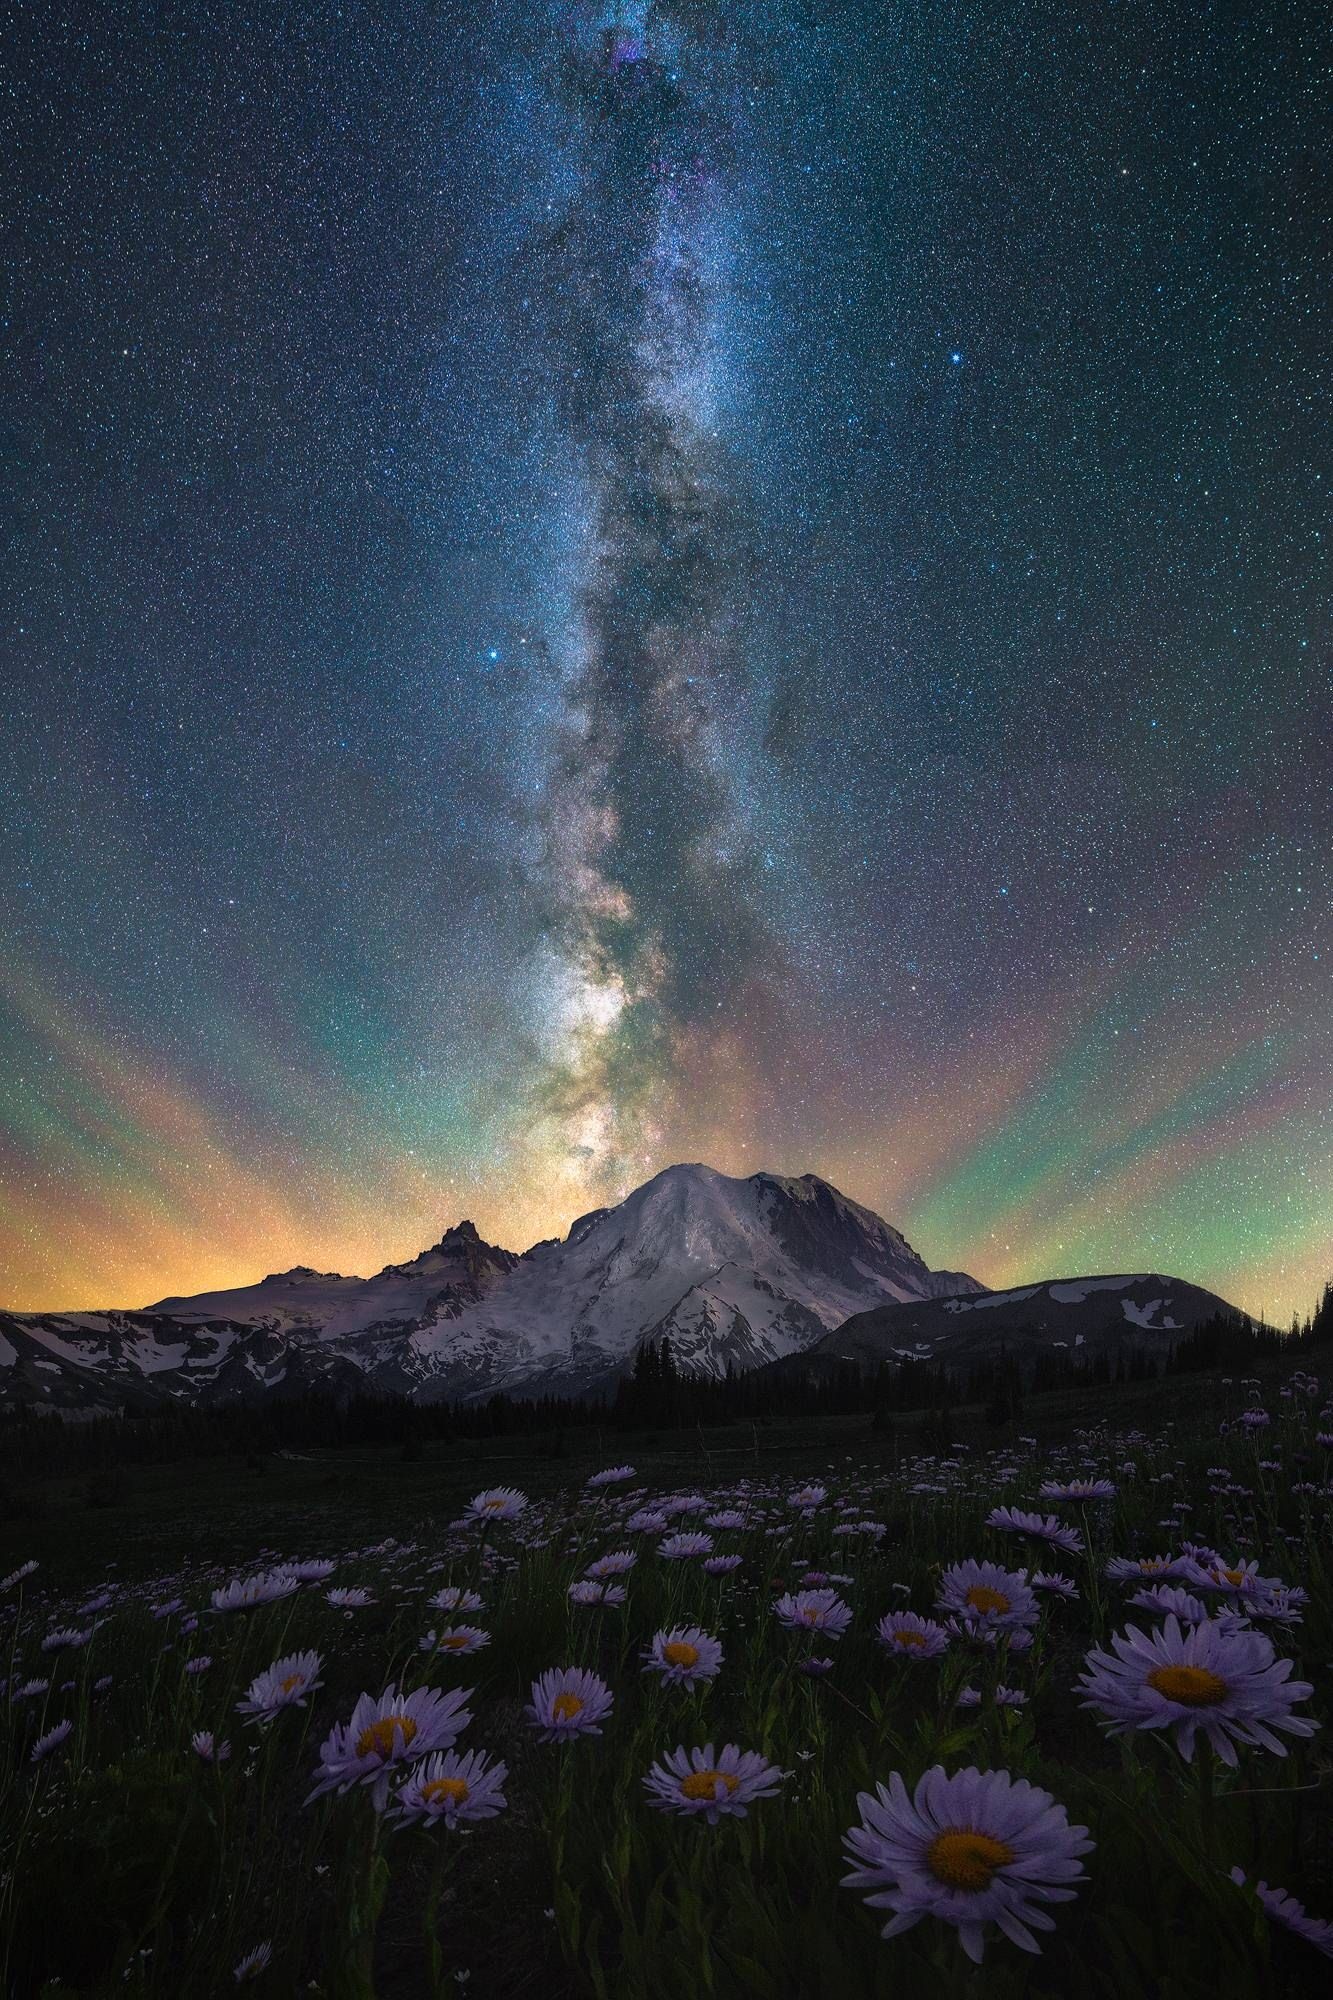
778,1272,1239,1377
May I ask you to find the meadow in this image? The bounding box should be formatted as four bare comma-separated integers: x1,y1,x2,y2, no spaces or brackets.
2,1363,1331,1998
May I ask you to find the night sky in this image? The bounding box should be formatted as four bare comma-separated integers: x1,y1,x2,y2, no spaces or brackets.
3,0,1328,1319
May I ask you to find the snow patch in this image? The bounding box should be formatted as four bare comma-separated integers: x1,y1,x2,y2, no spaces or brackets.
21,1327,113,1369
129,1338,189,1375
184,1329,237,1367
942,1286,1040,1313
1049,1276,1139,1304
1121,1298,1179,1331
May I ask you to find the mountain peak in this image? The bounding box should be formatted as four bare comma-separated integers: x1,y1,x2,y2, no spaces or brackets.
436,1220,482,1247
376,1220,519,1283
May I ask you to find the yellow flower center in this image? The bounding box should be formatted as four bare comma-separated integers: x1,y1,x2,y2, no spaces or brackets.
663,1641,701,1668
421,1776,469,1807
965,1585,1010,1616
483,1498,506,1511
440,1635,471,1650
1139,1559,1166,1573
1146,1665,1228,1707
1217,1568,1247,1588
356,1715,417,1760
680,1770,740,1802
926,1829,1016,1892
893,1630,927,1648
551,1692,584,1721
279,1673,305,1694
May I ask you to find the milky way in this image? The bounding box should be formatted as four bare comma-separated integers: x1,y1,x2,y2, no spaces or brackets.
1,0,1327,1317
523,4,775,1205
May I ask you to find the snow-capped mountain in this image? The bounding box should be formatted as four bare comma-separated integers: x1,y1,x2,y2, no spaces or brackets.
0,1165,982,1412
398,1165,984,1398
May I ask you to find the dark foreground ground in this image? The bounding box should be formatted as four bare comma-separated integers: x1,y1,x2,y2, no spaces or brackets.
0,1361,1281,1587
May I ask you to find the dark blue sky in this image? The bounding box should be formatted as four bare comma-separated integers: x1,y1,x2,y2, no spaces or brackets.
2,1,1327,1317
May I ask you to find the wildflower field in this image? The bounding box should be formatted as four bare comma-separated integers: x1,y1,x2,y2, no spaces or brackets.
3,1364,1331,1998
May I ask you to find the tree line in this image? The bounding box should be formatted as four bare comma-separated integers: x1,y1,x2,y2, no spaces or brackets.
2,1284,1329,1484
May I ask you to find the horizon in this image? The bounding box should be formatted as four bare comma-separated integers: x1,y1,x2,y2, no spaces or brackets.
2,1153,1312,1329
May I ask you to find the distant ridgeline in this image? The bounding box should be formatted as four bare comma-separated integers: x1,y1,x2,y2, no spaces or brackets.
2,1286,1329,1485
0,1170,1290,1423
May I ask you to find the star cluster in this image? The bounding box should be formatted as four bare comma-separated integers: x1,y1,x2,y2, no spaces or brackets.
1,0,1327,1318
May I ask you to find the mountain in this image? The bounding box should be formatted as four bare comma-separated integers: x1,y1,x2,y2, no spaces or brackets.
777,1272,1239,1377
150,1221,520,1337
0,1168,1243,1418
0,1166,982,1413
397,1165,985,1399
